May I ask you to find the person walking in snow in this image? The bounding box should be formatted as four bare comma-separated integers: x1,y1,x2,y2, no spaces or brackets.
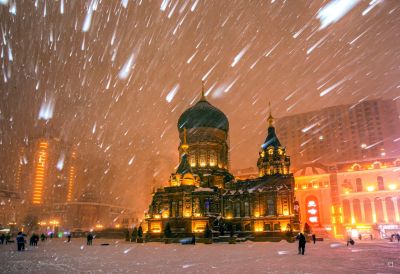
0,234,5,244
296,233,306,255
67,233,71,242
312,234,316,244
298,233,306,255
87,233,93,246
16,232,25,251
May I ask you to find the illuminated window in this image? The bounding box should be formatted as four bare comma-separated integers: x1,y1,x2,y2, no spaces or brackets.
199,151,206,167
235,202,241,217
209,150,216,167
189,155,196,167
373,161,382,169
244,202,250,217
267,199,275,216
352,164,361,171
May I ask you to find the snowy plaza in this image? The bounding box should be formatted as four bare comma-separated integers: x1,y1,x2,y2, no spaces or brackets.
1,238,399,273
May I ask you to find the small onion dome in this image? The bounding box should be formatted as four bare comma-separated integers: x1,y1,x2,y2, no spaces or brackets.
181,173,195,185
177,99,229,132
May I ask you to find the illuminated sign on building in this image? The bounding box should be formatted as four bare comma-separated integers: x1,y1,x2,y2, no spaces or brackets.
306,196,319,224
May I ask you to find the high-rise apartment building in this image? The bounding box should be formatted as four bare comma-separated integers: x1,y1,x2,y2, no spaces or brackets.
276,99,400,169
15,137,78,207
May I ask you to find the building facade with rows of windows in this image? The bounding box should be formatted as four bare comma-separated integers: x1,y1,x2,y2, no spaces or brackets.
293,158,400,239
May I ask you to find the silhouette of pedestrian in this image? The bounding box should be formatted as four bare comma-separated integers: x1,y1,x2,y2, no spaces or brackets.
191,234,196,245
87,233,93,246
0,234,5,244
16,232,25,251
312,234,316,244
297,233,306,255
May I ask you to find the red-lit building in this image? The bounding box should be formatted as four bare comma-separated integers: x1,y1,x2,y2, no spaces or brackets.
294,158,400,239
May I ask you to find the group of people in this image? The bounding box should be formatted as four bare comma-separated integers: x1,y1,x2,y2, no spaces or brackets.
29,234,40,246
0,234,11,245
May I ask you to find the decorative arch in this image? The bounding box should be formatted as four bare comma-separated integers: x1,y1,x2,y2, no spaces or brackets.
352,163,361,171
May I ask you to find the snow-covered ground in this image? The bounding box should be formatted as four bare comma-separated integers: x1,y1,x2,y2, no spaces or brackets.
1,238,399,273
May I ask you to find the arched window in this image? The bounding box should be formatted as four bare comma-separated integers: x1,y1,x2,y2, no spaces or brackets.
373,161,382,169
342,199,351,224
352,164,361,171
385,197,395,223
189,155,196,167
171,201,177,217
235,201,241,217
377,176,384,191
356,178,363,192
364,199,372,223
353,199,362,223
244,201,250,217
199,150,206,167
209,150,217,167
267,199,275,216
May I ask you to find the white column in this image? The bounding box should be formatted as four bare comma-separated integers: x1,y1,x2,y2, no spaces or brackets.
350,200,355,224
371,200,377,223
393,198,400,223
382,198,388,223
360,200,365,223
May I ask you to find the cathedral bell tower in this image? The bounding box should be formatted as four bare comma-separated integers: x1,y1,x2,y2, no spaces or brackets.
257,104,291,177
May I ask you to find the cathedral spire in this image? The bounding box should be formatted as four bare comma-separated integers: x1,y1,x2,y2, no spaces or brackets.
200,80,206,101
267,101,274,127
181,127,189,152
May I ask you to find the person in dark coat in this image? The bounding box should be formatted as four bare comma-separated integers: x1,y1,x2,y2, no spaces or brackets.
29,234,34,246
297,233,306,255
87,233,93,246
16,232,25,251
0,234,5,244
191,234,196,245
67,234,71,242
5,234,10,244
312,234,316,244
34,234,39,246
